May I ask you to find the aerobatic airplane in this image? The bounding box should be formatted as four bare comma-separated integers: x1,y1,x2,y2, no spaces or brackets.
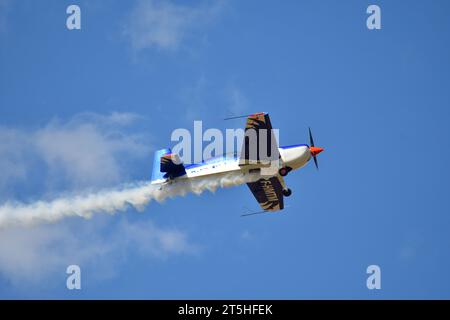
151,112,324,213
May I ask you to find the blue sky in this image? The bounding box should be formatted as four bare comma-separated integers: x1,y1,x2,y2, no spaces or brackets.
1,0,450,299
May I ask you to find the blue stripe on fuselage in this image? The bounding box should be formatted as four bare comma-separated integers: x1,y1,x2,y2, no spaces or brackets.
279,144,309,150
184,153,238,169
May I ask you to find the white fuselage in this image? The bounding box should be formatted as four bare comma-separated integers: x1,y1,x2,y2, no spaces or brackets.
278,145,311,170
151,144,312,185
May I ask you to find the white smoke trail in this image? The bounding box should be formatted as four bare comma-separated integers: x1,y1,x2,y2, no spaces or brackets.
0,172,260,228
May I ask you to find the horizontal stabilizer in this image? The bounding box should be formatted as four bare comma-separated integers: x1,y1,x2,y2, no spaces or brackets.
151,148,186,182
160,153,186,179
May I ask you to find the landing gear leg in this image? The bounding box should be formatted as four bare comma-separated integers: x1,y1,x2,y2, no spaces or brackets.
278,174,292,197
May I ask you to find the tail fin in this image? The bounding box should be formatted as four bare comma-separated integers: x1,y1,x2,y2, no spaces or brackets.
151,148,171,182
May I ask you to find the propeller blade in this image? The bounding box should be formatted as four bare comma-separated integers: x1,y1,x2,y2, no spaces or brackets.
313,155,319,170
309,127,315,147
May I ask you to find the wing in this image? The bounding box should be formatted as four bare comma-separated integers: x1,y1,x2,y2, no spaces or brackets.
246,176,284,212
239,112,280,167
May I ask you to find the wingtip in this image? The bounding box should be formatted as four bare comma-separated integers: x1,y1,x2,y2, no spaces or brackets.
224,112,267,121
